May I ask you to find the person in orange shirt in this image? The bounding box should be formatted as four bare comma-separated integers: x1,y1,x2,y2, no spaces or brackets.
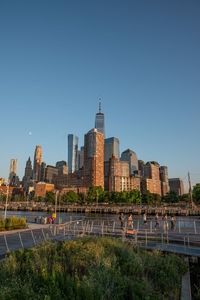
128,212,133,229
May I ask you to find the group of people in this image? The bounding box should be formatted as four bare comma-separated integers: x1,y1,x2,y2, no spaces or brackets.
119,212,176,231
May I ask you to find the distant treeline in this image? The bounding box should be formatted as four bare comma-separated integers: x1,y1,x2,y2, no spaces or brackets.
2,184,200,204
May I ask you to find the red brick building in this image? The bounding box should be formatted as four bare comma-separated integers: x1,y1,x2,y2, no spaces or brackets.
84,128,104,188
0,186,25,197
141,178,161,195
35,183,55,198
104,157,140,192
141,162,162,195
53,171,84,189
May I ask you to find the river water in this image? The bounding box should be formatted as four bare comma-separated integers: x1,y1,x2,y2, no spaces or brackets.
0,210,200,231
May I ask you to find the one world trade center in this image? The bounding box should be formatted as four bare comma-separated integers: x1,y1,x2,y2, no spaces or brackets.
95,97,105,137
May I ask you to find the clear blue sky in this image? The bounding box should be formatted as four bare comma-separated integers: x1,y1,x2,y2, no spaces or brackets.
0,0,200,189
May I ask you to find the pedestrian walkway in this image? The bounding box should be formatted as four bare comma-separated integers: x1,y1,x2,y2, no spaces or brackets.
0,218,200,258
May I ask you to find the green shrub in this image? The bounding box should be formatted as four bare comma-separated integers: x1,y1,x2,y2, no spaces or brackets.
0,216,26,231
0,237,187,300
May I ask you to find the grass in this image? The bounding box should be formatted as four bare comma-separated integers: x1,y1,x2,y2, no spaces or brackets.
0,216,26,231
0,237,187,300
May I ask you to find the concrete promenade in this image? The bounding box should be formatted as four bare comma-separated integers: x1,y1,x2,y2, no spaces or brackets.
0,217,200,258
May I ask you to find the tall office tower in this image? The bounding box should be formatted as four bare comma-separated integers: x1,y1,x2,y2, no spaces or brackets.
95,97,105,136
22,157,33,188
120,149,138,175
9,159,18,183
169,178,184,196
56,161,68,175
45,165,58,183
138,160,145,176
159,166,170,196
143,161,160,180
104,137,120,161
68,134,78,173
77,149,84,170
23,157,32,180
40,162,46,181
84,128,104,188
33,145,42,181
24,157,33,178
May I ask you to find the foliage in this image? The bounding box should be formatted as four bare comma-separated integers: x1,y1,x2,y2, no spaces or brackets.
163,191,179,203
45,191,55,203
141,190,153,204
87,186,104,203
193,184,200,203
62,191,79,203
0,216,26,231
0,237,187,300
179,193,191,202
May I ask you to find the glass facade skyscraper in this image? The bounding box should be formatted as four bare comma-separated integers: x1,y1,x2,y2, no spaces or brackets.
104,137,120,161
120,149,139,175
68,134,78,173
95,97,105,136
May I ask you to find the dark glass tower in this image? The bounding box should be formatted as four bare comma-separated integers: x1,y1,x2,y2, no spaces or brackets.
95,97,105,136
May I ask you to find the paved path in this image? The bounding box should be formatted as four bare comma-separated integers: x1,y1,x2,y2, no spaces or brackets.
1,219,200,258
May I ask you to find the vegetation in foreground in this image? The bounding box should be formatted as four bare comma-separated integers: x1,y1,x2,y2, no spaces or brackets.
0,216,26,231
190,262,200,300
0,237,187,300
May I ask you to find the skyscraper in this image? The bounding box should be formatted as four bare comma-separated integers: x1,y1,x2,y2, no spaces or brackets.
68,134,78,173
40,162,46,181
159,166,170,196
77,149,84,170
95,97,105,136
9,159,18,183
84,128,104,188
56,161,68,175
169,178,184,196
104,137,120,161
22,157,33,188
33,146,42,181
120,149,138,175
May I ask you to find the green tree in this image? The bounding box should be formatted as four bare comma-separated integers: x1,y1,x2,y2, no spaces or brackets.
128,190,141,204
110,192,121,203
152,193,161,203
163,191,179,203
62,191,79,203
45,191,55,203
86,186,104,203
193,183,200,203
179,193,190,202
141,190,153,204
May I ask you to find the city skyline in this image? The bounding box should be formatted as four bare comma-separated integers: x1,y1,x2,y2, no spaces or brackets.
0,1,200,188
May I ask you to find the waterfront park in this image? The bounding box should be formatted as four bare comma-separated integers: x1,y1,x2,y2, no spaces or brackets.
0,186,200,299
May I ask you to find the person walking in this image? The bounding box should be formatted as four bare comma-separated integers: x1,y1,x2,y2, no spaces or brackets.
155,212,160,229
171,215,176,231
128,212,133,229
162,214,168,231
119,212,125,230
143,212,147,226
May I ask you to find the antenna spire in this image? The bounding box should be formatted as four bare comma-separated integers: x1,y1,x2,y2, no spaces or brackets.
99,97,101,113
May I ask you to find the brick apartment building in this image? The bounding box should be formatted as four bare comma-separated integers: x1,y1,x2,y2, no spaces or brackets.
141,162,162,195
35,182,55,198
84,128,104,188
0,186,25,197
104,157,140,192
169,178,184,196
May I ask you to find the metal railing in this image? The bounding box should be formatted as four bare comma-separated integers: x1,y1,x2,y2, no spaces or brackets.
1,217,200,258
